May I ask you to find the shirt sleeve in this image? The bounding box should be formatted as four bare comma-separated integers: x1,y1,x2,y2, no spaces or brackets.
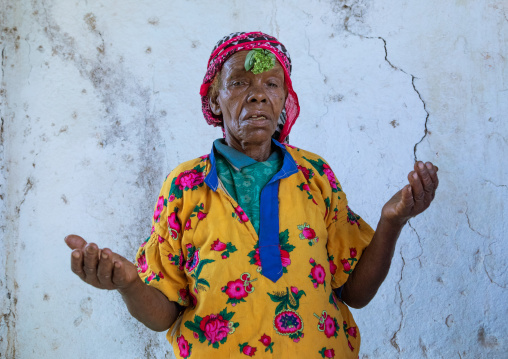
134,170,189,306
302,153,374,290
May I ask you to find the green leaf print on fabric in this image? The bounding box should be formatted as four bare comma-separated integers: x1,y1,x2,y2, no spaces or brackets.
302,157,342,194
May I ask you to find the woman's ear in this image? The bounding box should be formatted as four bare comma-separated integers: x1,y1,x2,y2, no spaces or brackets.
209,96,222,116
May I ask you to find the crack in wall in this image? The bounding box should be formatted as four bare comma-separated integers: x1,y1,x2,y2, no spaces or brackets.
465,206,489,238
483,180,507,189
305,31,331,125
407,220,423,267
390,247,405,355
483,242,507,289
341,6,430,162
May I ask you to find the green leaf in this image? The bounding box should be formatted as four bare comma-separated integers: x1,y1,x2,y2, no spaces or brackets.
267,292,284,302
219,307,227,318
245,50,255,71
197,278,210,288
184,320,200,333
275,301,286,314
212,342,219,349
279,229,289,245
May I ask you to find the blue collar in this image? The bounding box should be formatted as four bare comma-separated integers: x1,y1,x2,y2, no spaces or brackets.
205,139,298,191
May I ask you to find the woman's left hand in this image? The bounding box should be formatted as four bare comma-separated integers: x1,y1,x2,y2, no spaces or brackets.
381,161,439,227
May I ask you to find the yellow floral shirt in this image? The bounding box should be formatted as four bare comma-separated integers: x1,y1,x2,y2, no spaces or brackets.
135,142,373,359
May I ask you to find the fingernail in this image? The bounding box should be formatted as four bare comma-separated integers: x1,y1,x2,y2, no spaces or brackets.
102,253,108,260
426,162,432,169
413,173,418,179
86,246,95,253
72,251,80,258
418,162,424,170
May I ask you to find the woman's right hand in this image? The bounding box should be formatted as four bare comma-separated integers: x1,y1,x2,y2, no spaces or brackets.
65,234,139,292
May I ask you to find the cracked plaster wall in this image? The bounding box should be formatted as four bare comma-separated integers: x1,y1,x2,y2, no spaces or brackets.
1,0,506,358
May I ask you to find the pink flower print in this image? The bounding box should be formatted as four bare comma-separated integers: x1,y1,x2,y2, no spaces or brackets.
311,264,326,284
221,253,228,259
177,335,191,358
225,279,248,301
316,311,338,339
324,348,335,358
302,183,310,191
185,248,200,273
235,205,249,223
185,219,192,231
168,212,181,240
185,243,193,250
153,196,164,222
199,314,230,344
291,286,299,295
259,334,271,346
309,258,315,264
302,227,316,239
274,310,303,335
348,340,354,351
157,235,164,243
240,344,257,356
350,248,357,258
298,165,311,181
280,249,291,267
329,260,337,275
323,315,336,338
175,169,205,190
211,239,227,251
197,211,207,220
178,288,189,305
151,225,155,234
137,253,148,273
341,259,351,272
168,194,176,202
347,325,358,338
322,164,338,190
189,291,197,307
253,248,261,266
193,332,199,339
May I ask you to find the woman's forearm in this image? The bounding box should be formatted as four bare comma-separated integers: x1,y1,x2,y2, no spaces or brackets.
341,217,405,309
118,277,181,332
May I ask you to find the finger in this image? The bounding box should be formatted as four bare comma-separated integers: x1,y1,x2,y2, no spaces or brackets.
112,260,128,288
65,234,88,250
415,161,434,207
97,248,115,288
425,162,439,193
398,184,414,213
70,249,86,281
83,243,100,286
408,170,425,214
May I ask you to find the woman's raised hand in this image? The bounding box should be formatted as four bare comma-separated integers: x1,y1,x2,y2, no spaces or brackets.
65,235,139,291
381,161,439,227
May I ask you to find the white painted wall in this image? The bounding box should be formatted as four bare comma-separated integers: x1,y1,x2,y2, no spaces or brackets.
1,0,506,358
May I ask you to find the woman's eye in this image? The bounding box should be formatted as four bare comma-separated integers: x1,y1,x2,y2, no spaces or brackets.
268,82,279,88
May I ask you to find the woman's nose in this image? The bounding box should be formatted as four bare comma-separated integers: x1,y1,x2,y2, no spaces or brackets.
247,84,267,103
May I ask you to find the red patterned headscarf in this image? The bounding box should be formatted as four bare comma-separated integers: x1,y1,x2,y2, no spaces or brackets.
200,32,300,143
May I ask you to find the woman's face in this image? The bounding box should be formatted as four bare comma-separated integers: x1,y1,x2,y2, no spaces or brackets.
210,51,287,150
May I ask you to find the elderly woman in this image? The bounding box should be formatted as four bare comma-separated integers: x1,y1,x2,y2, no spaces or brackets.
66,32,438,358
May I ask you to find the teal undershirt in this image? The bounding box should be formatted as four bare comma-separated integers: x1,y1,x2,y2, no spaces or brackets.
213,139,283,236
